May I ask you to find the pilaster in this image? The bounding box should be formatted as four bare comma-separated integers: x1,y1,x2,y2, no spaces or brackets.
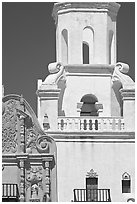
37,89,60,131
120,88,135,131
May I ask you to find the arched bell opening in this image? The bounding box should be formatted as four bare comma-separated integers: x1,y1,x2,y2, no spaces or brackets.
83,42,89,64
80,94,99,116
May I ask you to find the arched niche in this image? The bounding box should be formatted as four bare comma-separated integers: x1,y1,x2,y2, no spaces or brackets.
83,27,94,64
61,29,68,63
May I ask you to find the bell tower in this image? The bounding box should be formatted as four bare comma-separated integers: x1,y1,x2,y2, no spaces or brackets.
52,2,120,64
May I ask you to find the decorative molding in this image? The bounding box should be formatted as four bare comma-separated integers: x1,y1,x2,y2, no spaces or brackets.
48,131,135,143
122,172,131,180
86,169,98,178
120,88,135,101
52,2,120,24
2,99,18,153
65,64,114,75
112,62,135,89
19,159,25,202
43,161,51,201
26,166,43,189
26,126,40,153
36,89,61,100
26,166,43,201
36,136,49,153
37,62,65,92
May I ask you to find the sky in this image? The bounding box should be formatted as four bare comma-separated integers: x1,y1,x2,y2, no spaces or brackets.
2,2,135,115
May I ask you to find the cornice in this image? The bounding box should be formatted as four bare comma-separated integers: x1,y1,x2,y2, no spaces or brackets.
36,89,61,100
45,130,135,142
64,64,114,76
52,2,120,23
120,88,135,100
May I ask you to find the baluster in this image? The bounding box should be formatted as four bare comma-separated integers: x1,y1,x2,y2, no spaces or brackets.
58,119,61,130
63,118,67,130
86,119,90,130
121,119,125,130
106,119,110,131
92,119,96,131
95,119,98,130
109,119,113,131
105,189,107,202
80,119,84,130
72,118,75,131
111,118,115,130
103,119,107,130
115,119,119,130
74,118,79,130
66,119,69,131
98,119,101,131
100,118,104,131
68,119,72,131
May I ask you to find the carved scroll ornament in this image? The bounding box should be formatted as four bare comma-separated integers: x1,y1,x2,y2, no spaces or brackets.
41,62,65,86
112,62,135,88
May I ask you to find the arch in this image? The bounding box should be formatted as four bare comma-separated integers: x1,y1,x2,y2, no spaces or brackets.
80,94,98,116
83,27,94,64
61,29,68,63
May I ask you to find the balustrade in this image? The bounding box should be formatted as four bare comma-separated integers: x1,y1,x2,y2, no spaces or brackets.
73,189,111,202
58,117,124,132
2,184,19,201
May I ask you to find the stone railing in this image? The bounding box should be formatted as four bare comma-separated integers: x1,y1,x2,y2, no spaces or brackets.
57,116,125,131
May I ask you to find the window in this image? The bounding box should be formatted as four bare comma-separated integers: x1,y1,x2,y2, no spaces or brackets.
83,27,94,64
122,172,131,193
83,42,89,64
86,169,98,202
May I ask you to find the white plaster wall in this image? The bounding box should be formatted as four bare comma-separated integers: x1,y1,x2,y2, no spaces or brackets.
62,75,112,116
40,100,58,130
57,12,116,64
56,141,135,202
2,166,19,183
123,100,135,131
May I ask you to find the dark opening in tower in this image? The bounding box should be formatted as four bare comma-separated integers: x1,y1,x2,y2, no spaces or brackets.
83,42,89,64
80,94,98,116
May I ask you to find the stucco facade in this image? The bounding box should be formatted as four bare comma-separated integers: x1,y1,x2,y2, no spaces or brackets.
2,2,135,202
37,2,135,202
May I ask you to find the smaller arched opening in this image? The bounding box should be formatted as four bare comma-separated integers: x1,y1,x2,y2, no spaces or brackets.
83,42,89,64
109,30,114,64
61,29,68,63
80,94,98,116
83,27,94,64
122,172,131,193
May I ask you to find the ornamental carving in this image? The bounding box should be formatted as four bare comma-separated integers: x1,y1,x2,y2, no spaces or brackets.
86,169,98,178
122,172,131,180
26,166,43,190
26,125,49,154
26,125,40,153
36,136,49,153
112,62,135,89
2,99,18,153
